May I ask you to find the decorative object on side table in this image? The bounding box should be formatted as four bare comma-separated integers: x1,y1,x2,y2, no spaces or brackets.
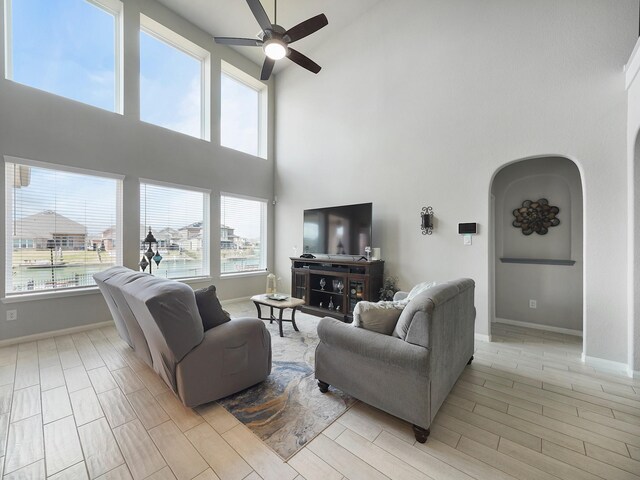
379,275,400,301
266,272,277,294
421,206,434,235
512,198,560,236
140,228,162,274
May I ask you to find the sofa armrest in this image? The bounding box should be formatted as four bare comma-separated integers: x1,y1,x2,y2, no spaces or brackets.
202,317,270,348
317,317,429,372
175,317,271,407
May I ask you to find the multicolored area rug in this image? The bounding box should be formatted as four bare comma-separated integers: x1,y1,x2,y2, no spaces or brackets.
218,303,355,460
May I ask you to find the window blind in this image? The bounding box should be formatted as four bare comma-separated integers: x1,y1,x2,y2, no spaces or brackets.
220,194,266,274
5,160,122,294
140,182,208,278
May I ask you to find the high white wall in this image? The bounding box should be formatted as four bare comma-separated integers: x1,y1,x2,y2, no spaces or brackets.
0,0,275,341
492,157,583,332
274,0,637,364
627,38,640,375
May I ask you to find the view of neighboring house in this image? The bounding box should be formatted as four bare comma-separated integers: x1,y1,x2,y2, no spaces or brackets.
12,210,87,249
178,221,203,251
220,224,239,249
134,222,257,253
95,226,117,251
155,227,180,248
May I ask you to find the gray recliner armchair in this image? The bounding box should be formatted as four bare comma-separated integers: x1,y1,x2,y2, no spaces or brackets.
95,267,272,407
315,278,475,443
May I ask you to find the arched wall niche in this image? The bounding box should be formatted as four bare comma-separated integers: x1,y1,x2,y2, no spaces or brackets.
490,156,584,333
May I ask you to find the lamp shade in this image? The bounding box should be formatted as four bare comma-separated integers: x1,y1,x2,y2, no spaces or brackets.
144,229,157,243
264,39,287,60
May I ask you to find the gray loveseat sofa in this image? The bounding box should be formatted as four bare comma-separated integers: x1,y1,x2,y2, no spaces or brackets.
315,278,475,442
94,267,271,407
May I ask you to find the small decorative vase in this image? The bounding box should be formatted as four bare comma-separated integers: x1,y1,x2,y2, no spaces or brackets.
266,273,277,294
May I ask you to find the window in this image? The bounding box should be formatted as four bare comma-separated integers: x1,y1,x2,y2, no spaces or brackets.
220,194,267,275
5,0,122,112
221,61,267,158
139,15,210,140
140,181,209,279
4,157,123,295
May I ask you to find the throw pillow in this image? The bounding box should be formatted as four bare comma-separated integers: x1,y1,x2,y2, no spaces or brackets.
392,282,437,339
194,285,231,331
406,281,437,301
353,301,404,335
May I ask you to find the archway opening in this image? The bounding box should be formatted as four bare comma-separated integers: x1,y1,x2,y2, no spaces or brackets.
489,156,584,339
632,132,640,372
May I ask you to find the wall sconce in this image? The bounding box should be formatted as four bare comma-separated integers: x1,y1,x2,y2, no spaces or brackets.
421,206,434,235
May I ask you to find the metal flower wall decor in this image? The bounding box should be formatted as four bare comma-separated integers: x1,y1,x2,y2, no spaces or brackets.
512,198,560,236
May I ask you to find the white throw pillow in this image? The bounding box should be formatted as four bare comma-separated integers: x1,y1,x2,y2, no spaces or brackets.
392,281,438,339
405,281,438,302
352,301,404,335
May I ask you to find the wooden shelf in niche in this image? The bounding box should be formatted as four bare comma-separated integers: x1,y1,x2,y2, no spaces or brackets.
500,258,576,266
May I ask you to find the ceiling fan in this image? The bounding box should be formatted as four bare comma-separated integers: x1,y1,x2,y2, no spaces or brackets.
214,0,328,81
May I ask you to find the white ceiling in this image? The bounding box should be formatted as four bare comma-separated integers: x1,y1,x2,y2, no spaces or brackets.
155,0,381,74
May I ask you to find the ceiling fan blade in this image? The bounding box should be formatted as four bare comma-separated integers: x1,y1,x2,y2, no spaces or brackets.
287,48,321,74
246,0,273,33
285,14,328,43
260,57,276,81
214,37,263,47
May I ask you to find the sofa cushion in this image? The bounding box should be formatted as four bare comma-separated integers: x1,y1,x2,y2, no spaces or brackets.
353,301,404,335
194,285,231,331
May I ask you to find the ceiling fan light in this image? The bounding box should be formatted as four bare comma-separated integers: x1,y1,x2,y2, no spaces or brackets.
264,39,287,60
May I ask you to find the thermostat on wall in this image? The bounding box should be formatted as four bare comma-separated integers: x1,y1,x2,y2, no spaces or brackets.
458,223,478,234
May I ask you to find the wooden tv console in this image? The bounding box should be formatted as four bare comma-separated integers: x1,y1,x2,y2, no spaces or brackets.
290,257,384,322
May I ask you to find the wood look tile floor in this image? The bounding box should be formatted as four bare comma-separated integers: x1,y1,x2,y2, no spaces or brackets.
1,306,640,479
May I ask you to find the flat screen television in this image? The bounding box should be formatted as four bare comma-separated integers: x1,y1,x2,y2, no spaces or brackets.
303,203,372,256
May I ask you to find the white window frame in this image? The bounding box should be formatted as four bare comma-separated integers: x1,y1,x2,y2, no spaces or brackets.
139,14,211,141
4,155,124,297
4,0,124,114
220,192,268,277
139,178,211,279
221,61,268,159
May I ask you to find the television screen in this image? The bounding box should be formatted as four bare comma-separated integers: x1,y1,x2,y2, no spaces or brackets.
303,203,372,256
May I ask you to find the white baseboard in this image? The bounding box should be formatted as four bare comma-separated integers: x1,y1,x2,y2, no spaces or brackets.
581,353,631,376
0,320,114,347
475,333,491,343
495,318,583,337
628,367,640,378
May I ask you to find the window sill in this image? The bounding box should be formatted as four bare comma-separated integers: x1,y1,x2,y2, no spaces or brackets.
221,271,268,280
1,276,213,304
177,276,213,284
2,286,101,304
